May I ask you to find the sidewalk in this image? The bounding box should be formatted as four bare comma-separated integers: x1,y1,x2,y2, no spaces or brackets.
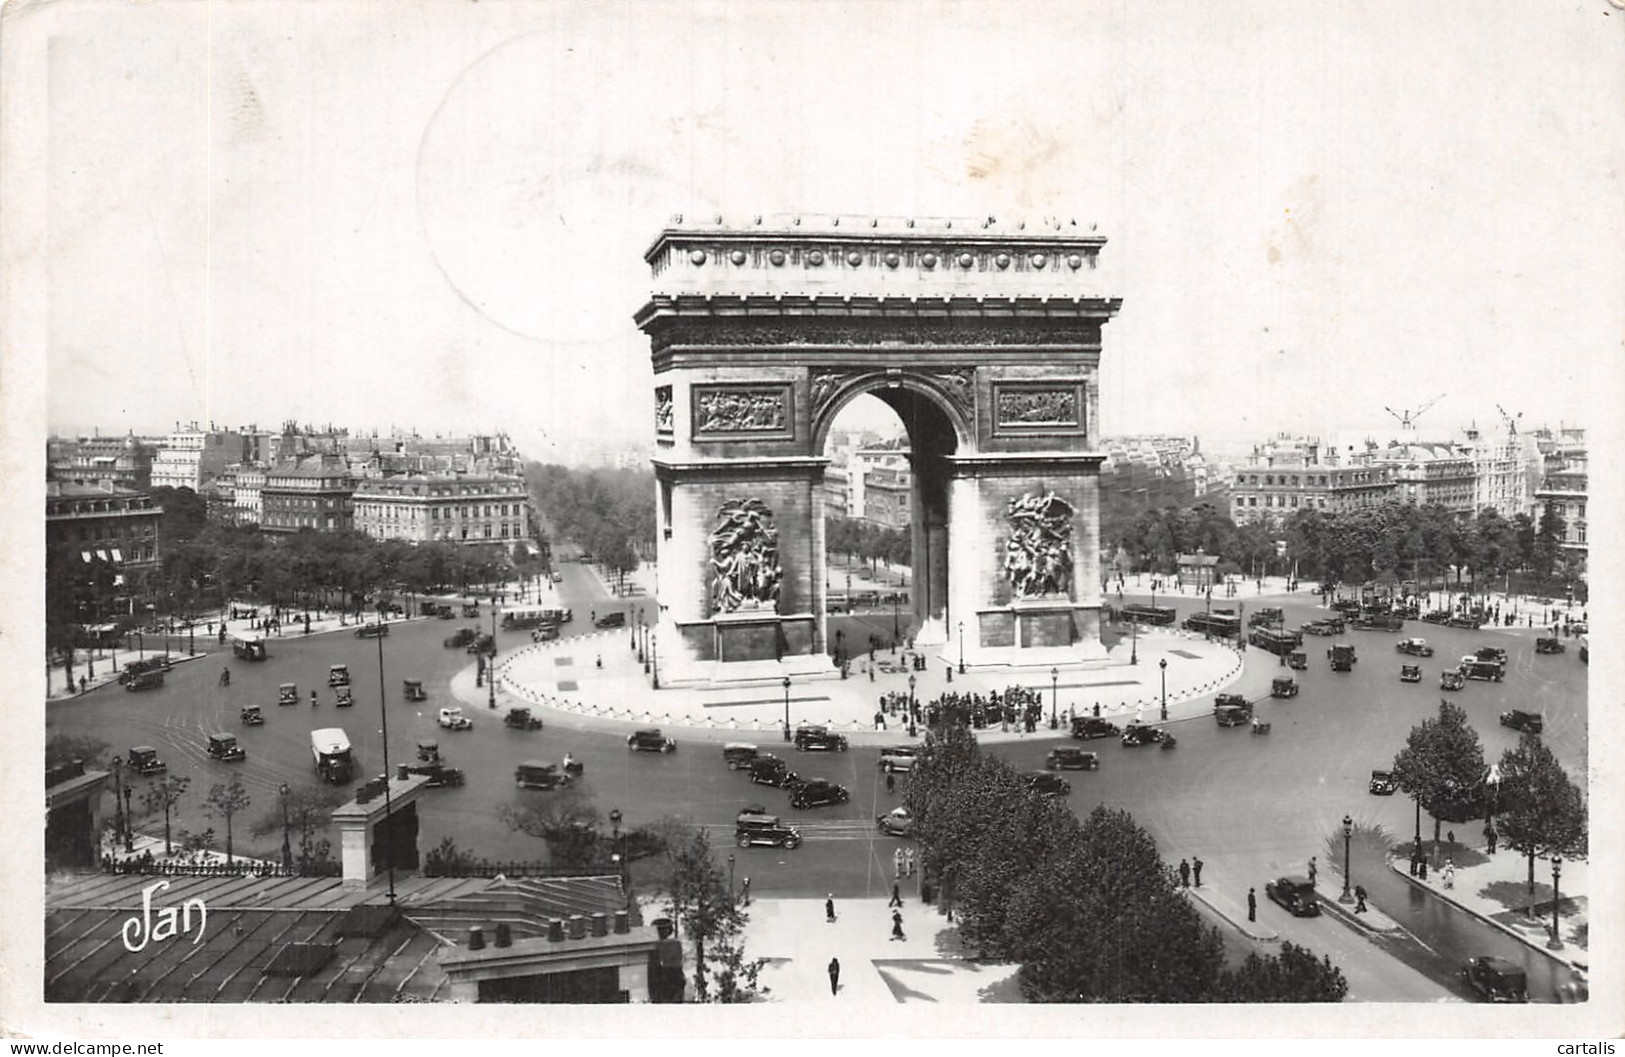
1183,862,1403,945
1388,841,1589,971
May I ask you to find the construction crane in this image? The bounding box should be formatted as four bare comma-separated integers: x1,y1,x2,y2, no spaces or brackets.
1385,393,1445,431
1495,403,1524,435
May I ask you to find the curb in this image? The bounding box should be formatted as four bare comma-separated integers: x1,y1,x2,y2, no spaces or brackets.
1315,888,1402,936
1385,855,1588,972
1183,886,1279,942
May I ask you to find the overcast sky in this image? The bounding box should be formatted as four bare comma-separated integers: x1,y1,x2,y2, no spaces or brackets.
26,0,1625,460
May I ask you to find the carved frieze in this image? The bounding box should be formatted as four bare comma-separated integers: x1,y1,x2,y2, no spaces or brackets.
709,499,782,614
692,384,793,439
650,318,1102,353
654,386,674,433
809,371,854,418
929,368,976,419
991,382,1087,435
1004,491,1075,599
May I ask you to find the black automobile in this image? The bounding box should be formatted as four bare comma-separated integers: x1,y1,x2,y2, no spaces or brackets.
1534,636,1565,655
1440,669,1465,691
1396,638,1435,657
748,755,802,789
240,705,264,726
355,623,389,638
1300,621,1335,637
1270,675,1299,698
126,746,167,776
1369,769,1398,795
1287,651,1308,670
505,707,544,730
1499,709,1543,734
875,807,915,837
1400,664,1422,683
1070,716,1120,740
1462,956,1529,1003
627,728,676,753
1264,875,1321,917
794,725,849,752
1248,607,1284,627
444,628,478,649
407,761,466,788
1023,771,1072,798
1045,747,1100,771
124,670,165,692
789,778,850,809
723,743,761,770
735,812,802,850
594,610,627,629
1121,723,1172,747
466,634,496,656
1215,703,1252,727
1475,646,1509,665
206,733,246,762
1214,692,1249,711
515,761,570,790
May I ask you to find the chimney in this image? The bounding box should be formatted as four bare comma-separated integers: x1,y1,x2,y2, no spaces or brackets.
396,764,409,781
467,926,485,951
653,917,673,939
494,923,512,948
613,910,630,934
547,919,566,943
590,912,608,938
568,914,586,940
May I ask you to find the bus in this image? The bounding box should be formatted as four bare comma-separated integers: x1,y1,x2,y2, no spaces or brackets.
230,633,268,661
1184,612,1241,637
1121,604,1177,626
500,605,573,631
1248,626,1302,656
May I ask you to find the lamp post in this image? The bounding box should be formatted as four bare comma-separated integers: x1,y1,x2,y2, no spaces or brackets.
1548,857,1564,949
958,621,966,675
488,607,498,710
728,853,736,903
636,607,645,660
1130,614,1138,666
892,593,900,644
1159,658,1168,721
630,607,638,650
110,755,124,856
651,629,659,689
1411,796,1423,875
1339,814,1354,904
907,673,917,719
782,676,792,742
280,782,293,871
123,785,133,852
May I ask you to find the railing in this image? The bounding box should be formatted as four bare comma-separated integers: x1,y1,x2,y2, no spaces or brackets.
99,858,341,878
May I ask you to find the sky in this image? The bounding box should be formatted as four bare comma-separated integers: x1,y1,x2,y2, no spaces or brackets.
21,0,1625,461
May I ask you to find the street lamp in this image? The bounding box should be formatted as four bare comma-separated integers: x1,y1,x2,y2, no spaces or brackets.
907,673,917,721
1339,814,1354,904
488,607,498,709
280,782,293,871
1159,658,1168,721
110,755,124,856
782,676,792,742
1130,614,1139,666
1411,796,1423,875
1050,667,1059,728
1548,857,1564,950
958,621,966,675
892,593,900,645
728,853,736,903
651,629,659,689
123,785,133,852
630,607,639,650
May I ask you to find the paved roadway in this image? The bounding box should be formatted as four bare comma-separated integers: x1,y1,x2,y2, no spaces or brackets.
50,572,1584,1002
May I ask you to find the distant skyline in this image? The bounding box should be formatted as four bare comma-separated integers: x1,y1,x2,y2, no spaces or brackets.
26,2,1621,467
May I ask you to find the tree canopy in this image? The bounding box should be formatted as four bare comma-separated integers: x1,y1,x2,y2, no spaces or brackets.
1392,699,1487,844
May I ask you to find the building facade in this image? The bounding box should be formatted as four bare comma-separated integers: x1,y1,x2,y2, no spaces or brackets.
1379,442,1476,513
46,434,156,490
1230,436,1395,526
45,479,163,570
150,425,249,492
351,473,530,545
1534,454,1587,567
260,459,355,534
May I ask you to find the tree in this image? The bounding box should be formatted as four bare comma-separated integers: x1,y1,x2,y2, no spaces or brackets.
249,785,344,872
1533,503,1566,581
139,775,191,856
46,733,109,770
1392,699,1487,852
1217,942,1349,1002
1495,734,1588,920
203,776,253,864
498,792,603,867
659,827,766,1003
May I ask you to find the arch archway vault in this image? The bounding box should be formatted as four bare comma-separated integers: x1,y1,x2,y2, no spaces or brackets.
635,216,1123,686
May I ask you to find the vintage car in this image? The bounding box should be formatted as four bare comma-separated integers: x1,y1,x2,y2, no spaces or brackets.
1447,614,1485,629
1070,716,1121,740
124,670,166,692
462,603,480,618
328,664,351,688
735,811,801,850
514,760,571,790
1400,664,1422,683
876,806,915,837
1499,709,1544,734
748,755,802,789
878,746,918,772
1441,669,1466,690
505,707,544,730
1287,651,1309,670
1396,638,1435,657
1421,609,1452,625
1121,723,1174,748
1369,769,1398,795
467,634,496,656
1460,659,1505,682
1300,621,1336,637
594,610,627,629
789,778,851,809
722,742,760,769
531,624,560,643
1214,692,1249,711
628,728,677,753
1461,956,1529,1003
1215,703,1252,726
437,706,473,731
1352,614,1404,632
444,628,478,649
437,605,456,620
206,733,247,762
126,746,167,776
1534,636,1565,655
1329,644,1357,671
1265,875,1321,917
278,682,299,706
1270,675,1299,698
417,738,443,762
407,760,466,788
334,686,354,708
1248,607,1285,627
1023,771,1072,798
1045,747,1101,771
355,622,390,638
240,704,264,726
1474,646,1509,665
403,678,427,702
794,725,849,752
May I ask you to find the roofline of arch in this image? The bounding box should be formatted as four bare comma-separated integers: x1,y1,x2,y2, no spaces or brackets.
644,227,1109,263
634,293,1122,329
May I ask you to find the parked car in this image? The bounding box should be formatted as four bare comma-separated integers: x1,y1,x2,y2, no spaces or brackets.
515,760,571,790
1534,636,1565,654
735,814,802,850
437,706,473,731
594,610,627,629
1070,716,1120,740
403,678,427,702
1045,746,1101,771
794,725,849,752
748,755,801,789
355,623,389,638
504,707,544,730
789,779,850,809
627,728,676,753
1369,770,1398,795
240,705,264,726
875,806,915,837
444,628,478,649
328,664,351,688
1441,669,1466,690
1270,675,1299,698
126,746,167,776
206,733,246,762
1462,956,1529,1003
278,682,299,706
723,742,760,770
1265,875,1321,917
878,746,918,772
1023,771,1072,798
1396,638,1434,657
1499,709,1544,735
1400,664,1422,683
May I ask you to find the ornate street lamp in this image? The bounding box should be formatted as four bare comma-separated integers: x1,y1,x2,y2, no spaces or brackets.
280,782,293,871
1130,612,1139,666
122,784,133,852
1339,814,1354,904
1412,796,1423,875
651,629,660,689
1548,857,1564,950
728,853,736,902
892,593,901,645
630,607,638,649
958,621,966,675
1159,658,1168,721
488,607,498,710
110,755,124,855
1050,667,1059,728
907,673,917,720
782,676,792,742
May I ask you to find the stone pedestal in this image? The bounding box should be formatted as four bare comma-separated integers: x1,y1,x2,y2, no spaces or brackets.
714,609,785,663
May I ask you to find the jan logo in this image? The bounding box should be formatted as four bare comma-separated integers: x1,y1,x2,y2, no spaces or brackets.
121,881,207,953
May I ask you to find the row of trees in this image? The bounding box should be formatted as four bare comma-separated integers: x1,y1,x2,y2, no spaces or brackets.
1391,701,1587,917
906,726,1349,1002
526,464,651,588
1109,502,1277,579
825,516,911,573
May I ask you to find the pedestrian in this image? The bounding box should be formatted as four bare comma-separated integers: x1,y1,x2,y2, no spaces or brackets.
78,675,87,694
1354,884,1368,914
828,957,840,995
1192,856,1203,887
596,655,602,669
885,771,896,794
1178,858,1191,888
889,883,903,907
894,847,904,879
1247,887,1257,922
1418,858,1429,882
891,909,906,941
740,877,751,906
1485,823,1498,856
906,847,916,877
1308,856,1317,887
1442,860,1455,890
826,895,836,923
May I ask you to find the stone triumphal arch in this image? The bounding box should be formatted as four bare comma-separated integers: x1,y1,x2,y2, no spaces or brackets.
635,216,1122,685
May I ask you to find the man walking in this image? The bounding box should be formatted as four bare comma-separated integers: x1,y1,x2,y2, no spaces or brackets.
1485,822,1498,855
1308,856,1317,887
906,847,916,877
1178,858,1191,888
1192,856,1203,887
894,847,905,880
890,909,906,942
1354,885,1368,914
826,895,837,923
1247,887,1257,922
889,883,903,908
828,957,841,996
